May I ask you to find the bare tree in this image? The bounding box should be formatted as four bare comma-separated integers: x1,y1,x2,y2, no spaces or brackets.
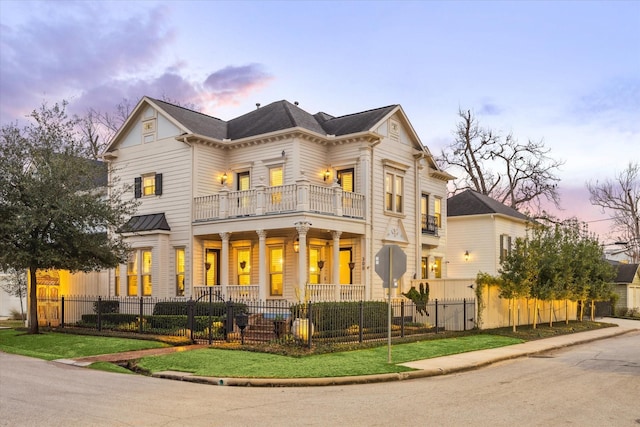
588,162,640,263
438,109,564,212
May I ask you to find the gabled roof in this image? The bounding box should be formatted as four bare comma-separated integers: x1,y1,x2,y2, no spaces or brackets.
320,105,399,136
151,99,227,139
122,213,171,233
610,262,640,283
447,189,529,221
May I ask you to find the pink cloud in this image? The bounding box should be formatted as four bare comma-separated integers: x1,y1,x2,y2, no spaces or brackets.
202,64,274,107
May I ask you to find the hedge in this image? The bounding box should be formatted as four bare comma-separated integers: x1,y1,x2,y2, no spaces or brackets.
80,313,224,333
290,301,388,332
152,301,248,316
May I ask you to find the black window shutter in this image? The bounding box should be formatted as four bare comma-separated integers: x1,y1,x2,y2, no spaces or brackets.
499,235,504,263
155,173,163,196
134,177,142,198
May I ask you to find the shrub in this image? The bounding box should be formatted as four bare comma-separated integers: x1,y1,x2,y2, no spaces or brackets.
152,301,247,317
291,301,387,332
92,300,120,314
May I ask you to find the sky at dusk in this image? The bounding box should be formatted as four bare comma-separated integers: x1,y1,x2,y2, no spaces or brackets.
1,0,638,240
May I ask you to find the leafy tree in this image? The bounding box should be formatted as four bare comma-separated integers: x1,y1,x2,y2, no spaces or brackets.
587,162,640,263
499,236,534,331
0,101,137,333
438,109,564,212
0,268,27,321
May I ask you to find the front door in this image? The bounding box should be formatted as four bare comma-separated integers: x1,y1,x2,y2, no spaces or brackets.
205,249,220,287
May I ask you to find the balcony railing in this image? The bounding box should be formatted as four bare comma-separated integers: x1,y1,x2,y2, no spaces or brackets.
194,183,365,222
421,214,439,235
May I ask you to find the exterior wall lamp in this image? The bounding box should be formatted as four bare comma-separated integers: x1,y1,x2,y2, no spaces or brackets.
239,260,247,271
220,172,228,185
293,238,299,253
464,250,470,261
323,169,331,182
317,260,325,270
348,261,355,270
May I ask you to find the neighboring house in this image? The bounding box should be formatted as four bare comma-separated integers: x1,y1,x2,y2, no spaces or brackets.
445,189,530,279
102,97,453,302
610,262,640,313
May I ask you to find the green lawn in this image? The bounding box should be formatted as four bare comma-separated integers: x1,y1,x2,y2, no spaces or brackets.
0,329,168,360
137,335,522,378
5,320,609,379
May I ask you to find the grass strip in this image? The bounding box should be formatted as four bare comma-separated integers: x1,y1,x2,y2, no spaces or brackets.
137,335,522,378
0,329,167,360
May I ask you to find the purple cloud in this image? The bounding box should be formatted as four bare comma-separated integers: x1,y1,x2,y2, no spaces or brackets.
0,3,273,125
202,64,274,106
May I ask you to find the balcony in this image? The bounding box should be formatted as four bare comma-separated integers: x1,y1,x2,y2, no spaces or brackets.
194,183,365,222
421,214,439,236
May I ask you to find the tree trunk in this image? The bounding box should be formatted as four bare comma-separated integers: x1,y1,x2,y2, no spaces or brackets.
28,267,39,334
565,299,569,325
532,298,538,329
512,298,517,333
579,299,585,321
549,301,553,327
590,299,595,321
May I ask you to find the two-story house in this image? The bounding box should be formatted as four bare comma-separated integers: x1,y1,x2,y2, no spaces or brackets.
103,97,453,302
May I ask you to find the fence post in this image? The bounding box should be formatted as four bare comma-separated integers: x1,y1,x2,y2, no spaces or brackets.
463,298,467,331
97,296,102,332
307,301,313,348
139,297,143,334
225,298,233,344
400,300,405,338
61,296,65,329
187,298,195,343
359,300,364,343
435,299,439,334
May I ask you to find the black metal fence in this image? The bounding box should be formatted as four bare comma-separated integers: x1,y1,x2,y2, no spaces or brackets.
59,292,476,347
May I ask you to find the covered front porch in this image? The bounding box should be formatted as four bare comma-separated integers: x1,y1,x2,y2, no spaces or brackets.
191,214,368,302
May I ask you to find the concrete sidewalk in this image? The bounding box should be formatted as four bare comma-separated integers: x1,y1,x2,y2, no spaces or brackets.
60,317,640,386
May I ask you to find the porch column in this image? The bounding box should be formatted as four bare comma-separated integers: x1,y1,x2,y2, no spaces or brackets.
332,230,342,301
257,229,267,301
295,221,312,299
220,232,230,298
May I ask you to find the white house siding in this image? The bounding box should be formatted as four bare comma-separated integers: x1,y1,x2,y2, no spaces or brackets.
367,116,422,300
447,216,496,278
110,106,194,297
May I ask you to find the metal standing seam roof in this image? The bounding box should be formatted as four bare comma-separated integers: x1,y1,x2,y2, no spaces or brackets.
447,189,530,221
149,98,399,140
122,213,171,233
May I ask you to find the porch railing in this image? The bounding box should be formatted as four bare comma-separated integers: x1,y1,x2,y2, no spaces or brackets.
193,183,365,222
305,284,366,302
192,285,260,301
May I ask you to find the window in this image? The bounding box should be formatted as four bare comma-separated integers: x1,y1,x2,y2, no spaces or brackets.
433,257,442,279
309,247,322,284
500,234,512,263
127,249,152,296
337,168,354,192
238,248,251,286
114,265,120,296
127,253,138,296
269,246,283,296
385,172,403,213
270,166,283,204
434,197,442,227
339,248,353,285
134,173,162,198
205,249,219,287
176,248,185,296
421,257,428,279
421,194,437,234
237,171,251,209
141,250,152,296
